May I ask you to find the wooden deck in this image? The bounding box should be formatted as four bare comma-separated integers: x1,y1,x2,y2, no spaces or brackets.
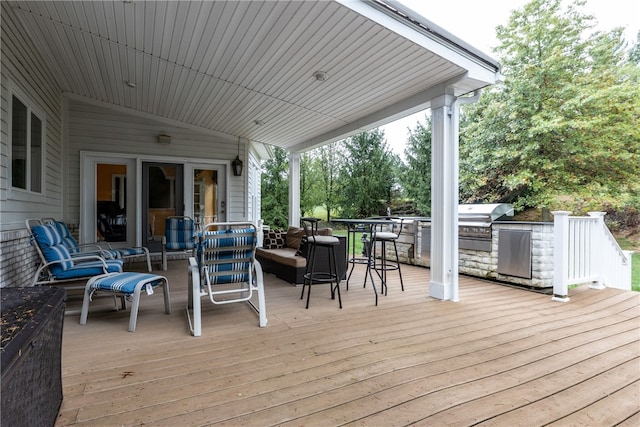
56,260,640,426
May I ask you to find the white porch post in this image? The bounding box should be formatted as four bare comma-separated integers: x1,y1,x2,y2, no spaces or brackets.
552,210,571,302
288,152,301,227
588,212,606,290
430,93,459,301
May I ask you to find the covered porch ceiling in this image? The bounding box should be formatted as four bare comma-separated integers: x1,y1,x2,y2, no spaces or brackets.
9,0,500,153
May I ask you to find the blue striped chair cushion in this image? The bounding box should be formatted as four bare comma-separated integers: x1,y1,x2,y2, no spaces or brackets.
55,260,123,279
116,247,147,257
165,217,195,250
89,272,163,294
50,221,78,251
33,224,73,272
50,221,119,258
201,229,255,284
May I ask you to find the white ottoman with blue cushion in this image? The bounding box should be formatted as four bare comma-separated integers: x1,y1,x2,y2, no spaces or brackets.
80,272,171,332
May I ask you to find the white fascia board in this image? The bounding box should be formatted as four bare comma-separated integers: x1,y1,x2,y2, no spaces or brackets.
337,0,501,85
250,141,273,160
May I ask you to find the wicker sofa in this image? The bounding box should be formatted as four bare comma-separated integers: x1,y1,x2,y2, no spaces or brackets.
256,226,346,285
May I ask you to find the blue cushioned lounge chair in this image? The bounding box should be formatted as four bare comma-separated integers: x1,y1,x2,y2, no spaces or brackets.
187,222,267,336
29,223,123,286
34,219,119,259
37,218,152,272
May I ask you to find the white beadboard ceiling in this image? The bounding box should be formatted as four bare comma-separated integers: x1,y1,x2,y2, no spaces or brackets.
9,0,500,153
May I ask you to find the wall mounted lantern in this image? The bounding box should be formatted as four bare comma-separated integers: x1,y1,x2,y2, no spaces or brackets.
232,137,243,176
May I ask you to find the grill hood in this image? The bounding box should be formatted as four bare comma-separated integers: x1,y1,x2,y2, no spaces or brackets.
458,204,514,223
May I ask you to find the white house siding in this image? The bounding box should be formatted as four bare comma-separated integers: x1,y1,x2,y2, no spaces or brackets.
0,3,64,287
0,2,64,231
66,99,248,223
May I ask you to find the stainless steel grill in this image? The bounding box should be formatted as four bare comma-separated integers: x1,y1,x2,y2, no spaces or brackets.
418,203,514,261
458,204,514,251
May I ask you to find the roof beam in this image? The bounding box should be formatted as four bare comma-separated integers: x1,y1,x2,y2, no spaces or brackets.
289,72,469,153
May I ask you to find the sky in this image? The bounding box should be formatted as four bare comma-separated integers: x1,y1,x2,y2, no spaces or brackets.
380,0,640,157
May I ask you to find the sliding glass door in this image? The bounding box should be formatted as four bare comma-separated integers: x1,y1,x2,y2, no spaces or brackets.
142,162,184,253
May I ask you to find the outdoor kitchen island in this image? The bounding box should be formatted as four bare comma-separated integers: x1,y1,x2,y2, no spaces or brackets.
389,205,556,291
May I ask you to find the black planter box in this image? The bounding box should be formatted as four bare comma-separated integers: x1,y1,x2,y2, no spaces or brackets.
1,286,66,427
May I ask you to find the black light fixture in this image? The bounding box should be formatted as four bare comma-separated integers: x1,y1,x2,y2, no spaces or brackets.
232,137,243,177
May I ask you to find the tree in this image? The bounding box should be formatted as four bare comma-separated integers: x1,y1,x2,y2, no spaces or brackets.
300,152,321,217
339,130,399,218
629,30,640,64
260,147,289,229
316,142,343,221
460,0,640,213
401,116,432,215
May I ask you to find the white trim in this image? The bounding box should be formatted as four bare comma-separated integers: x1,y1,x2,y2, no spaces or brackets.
338,0,500,78
288,153,301,227
80,153,136,245
81,151,230,246
7,81,47,202
184,163,228,224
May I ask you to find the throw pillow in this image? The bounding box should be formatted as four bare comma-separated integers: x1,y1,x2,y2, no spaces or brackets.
316,228,333,236
285,226,305,250
263,230,285,249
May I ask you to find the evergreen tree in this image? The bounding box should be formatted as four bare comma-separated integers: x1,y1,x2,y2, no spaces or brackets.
401,117,432,215
316,142,343,221
260,147,289,229
339,130,399,218
300,152,321,217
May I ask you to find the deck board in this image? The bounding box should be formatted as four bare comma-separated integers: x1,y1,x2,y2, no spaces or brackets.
54,260,640,426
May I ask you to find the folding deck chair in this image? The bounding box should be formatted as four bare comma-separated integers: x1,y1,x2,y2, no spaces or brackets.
186,222,267,336
161,216,196,271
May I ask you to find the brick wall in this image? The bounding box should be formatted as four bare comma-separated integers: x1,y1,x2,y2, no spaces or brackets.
0,228,39,288
0,223,167,288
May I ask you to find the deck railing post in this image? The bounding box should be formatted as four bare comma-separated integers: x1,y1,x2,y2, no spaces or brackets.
587,212,606,289
552,211,571,302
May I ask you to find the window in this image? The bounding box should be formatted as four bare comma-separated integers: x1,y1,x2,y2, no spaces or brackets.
11,94,43,192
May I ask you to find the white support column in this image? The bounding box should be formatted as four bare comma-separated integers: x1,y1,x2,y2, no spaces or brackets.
430,93,459,301
552,210,571,302
288,152,301,227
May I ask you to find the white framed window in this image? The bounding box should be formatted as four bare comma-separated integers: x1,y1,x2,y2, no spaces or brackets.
10,91,45,194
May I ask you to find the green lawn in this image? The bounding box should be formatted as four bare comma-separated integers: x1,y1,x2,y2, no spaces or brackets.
333,230,364,255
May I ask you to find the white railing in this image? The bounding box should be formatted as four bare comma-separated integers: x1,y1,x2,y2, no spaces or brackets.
552,211,633,301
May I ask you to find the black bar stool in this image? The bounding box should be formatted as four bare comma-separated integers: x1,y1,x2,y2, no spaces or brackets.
300,218,342,309
367,216,404,296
